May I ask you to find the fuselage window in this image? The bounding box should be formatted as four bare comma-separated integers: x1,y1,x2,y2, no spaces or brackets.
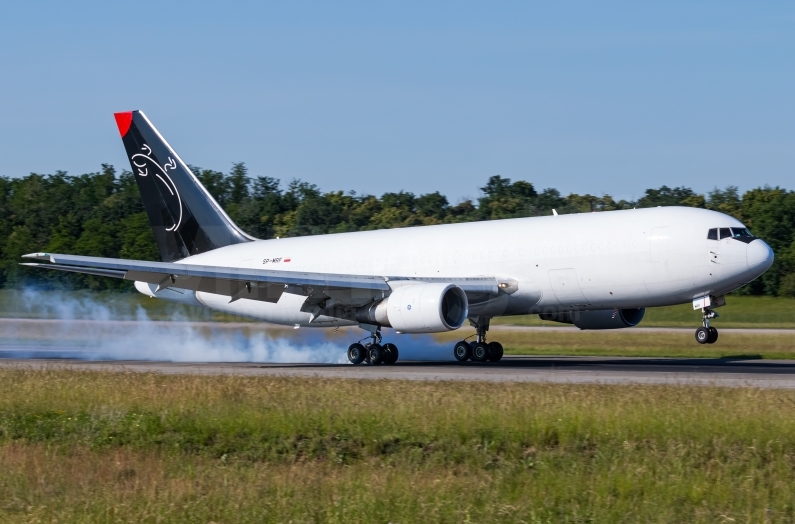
731,227,754,238
719,228,732,239
707,228,717,240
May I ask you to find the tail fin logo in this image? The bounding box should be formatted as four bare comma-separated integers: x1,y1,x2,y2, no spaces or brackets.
131,144,183,232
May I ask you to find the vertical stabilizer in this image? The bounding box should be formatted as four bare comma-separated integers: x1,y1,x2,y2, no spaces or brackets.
114,111,254,262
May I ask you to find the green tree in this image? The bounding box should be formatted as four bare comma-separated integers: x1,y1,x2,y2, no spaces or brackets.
637,186,703,208
707,186,743,220
227,162,250,205
193,167,229,206
740,187,795,295
478,175,538,219
416,192,449,223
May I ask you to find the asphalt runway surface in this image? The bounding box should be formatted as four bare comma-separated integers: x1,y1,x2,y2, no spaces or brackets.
4,349,795,388
2,318,795,388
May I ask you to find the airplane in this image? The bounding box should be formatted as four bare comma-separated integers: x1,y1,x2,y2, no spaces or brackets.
22,111,775,365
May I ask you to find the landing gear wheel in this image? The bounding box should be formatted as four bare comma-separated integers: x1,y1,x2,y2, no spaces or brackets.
347,343,366,365
707,327,718,344
471,342,489,362
487,342,504,362
695,327,710,345
382,343,399,365
453,341,472,362
368,344,385,365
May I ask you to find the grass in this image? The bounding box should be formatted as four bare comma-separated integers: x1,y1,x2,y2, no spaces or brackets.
436,329,795,360
492,295,795,329
494,295,795,329
3,369,795,522
4,289,795,327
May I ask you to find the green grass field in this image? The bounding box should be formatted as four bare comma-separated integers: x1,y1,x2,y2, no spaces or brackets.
2,369,795,522
493,295,795,329
436,329,795,360
3,289,794,327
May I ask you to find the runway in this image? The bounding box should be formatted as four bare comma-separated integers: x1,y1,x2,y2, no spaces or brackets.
2,316,794,388
4,351,795,388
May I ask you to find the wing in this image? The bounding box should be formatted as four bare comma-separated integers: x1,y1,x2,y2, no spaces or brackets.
21,253,498,313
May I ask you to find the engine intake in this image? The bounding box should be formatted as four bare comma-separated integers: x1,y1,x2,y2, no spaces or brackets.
356,283,468,333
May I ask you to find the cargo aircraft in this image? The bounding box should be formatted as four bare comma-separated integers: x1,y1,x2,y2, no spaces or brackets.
22,111,775,364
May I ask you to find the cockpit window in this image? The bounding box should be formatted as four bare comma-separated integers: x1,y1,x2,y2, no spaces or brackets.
731,227,754,238
707,228,718,240
719,228,732,239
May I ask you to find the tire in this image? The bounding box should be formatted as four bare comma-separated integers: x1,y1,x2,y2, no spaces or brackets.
707,327,718,344
695,327,710,345
383,343,399,364
368,344,384,365
487,341,504,362
347,343,366,365
471,342,489,362
453,341,472,362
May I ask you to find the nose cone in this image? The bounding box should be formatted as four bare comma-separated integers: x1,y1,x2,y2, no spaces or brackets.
747,239,774,277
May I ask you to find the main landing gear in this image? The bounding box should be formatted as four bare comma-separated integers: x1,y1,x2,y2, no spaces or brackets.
695,308,719,345
347,328,399,365
453,318,504,363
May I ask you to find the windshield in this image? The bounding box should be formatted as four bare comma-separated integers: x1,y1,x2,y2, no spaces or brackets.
731,227,754,239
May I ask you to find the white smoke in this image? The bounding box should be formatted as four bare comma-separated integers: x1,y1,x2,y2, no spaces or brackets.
11,289,349,364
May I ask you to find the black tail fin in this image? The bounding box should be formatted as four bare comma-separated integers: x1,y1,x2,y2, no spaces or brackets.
114,110,254,262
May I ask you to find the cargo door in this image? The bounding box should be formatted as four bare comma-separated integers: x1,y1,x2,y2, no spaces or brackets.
548,268,588,306
650,227,670,263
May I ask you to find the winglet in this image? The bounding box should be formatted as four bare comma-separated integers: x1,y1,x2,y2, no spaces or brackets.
114,112,134,137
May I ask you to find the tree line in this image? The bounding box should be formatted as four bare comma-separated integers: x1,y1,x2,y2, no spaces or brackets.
1,163,793,296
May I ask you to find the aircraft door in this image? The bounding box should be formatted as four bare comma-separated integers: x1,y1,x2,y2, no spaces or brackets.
548,268,588,306
650,227,670,263
704,227,724,283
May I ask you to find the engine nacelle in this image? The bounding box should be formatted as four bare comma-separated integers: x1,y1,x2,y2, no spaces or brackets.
356,283,468,333
539,308,645,330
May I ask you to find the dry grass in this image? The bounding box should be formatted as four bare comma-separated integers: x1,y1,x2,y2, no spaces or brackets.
2,368,795,521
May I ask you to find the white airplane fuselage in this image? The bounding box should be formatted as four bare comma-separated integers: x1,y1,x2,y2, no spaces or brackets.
137,206,774,329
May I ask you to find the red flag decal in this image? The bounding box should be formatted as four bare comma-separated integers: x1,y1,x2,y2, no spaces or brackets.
114,112,133,137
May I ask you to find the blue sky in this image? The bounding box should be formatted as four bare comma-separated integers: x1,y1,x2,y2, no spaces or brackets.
1,1,792,203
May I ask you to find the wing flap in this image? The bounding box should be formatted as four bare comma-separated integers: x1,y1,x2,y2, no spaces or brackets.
125,270,286,303
21,253,500,307
21,253,391,305
20,263,127,279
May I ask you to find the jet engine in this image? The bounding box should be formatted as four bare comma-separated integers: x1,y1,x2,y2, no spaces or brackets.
356,283,468,333
539,308,645,330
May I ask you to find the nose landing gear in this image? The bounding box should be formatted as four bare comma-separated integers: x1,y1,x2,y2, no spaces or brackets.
347,327,400,365
454,317,504,363
695,308,719,344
